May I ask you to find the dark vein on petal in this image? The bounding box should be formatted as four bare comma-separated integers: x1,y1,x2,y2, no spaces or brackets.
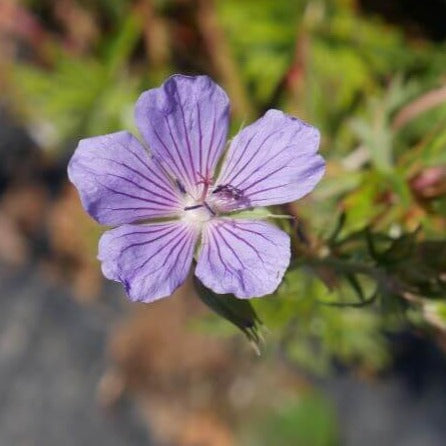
162,229,192,268
196,102,203,174
219,225,264,264
97,182,171,206
214,226,245,268
240,163,290,193
134,227,188,274
165,230,196,289
204,231,212,265
113,137,177,197
98,173,176,208
164,115,193,186
220,133,256,184
113,224,175,240
176,89,196,183
251,195,296,203
120,226,179,254
232,223,279,247
96,161,179,204
231,143,292,189
161,235,192,281
205,112,217,175
209,125,226,172
208,228,234,275
140,230,191,279
145,162,179,195
152,126,188,186
104,206,177,212
223,127,285,185
246,183,290,197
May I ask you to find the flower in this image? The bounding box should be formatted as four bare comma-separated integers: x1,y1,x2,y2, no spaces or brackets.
68,75,325,302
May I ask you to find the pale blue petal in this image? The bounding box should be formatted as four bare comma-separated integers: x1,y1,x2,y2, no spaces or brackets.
195,219,290,298
135,75,230,196
98,221,198,302
214,110,324,211
68,131,182,225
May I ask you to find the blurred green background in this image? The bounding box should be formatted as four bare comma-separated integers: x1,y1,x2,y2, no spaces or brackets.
1,0,446,445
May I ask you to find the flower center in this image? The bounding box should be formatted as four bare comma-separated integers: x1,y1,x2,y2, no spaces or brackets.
207,184,250,212
181,197,214,227
177,175,251,225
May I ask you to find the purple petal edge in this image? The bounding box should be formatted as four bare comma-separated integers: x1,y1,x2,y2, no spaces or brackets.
195,218,290,299
68,131,182,225
98,221,198,303
135,75,230,196
216,109,325,210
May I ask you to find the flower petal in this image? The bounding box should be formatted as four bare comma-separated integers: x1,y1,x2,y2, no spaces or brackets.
195,219,290,299
98,221,198,303
68,131,182,225
135,75,230,195
215,110,325,210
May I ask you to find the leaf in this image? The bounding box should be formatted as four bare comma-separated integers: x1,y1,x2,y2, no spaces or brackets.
193,275,263,353
245,393,339,446
327,211,346,244
227,207,271,219
104,12,143,74
227,207,294,221
423,301,446,331
318,272,378,308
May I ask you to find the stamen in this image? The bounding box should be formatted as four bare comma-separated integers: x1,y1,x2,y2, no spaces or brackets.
209,183,251,212
184,204,203,211
212,184,243,200
196,170,214,201
203,201,216,216
175,179,186,194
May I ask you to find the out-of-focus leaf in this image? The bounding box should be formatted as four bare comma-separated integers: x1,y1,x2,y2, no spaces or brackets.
327,211,346,244
242,392,339,446
218,0,302,106
103,12,142,74
193,275,262,352
423,301,446,331
420,126,446,165
391,240,446,298
228,207,271,219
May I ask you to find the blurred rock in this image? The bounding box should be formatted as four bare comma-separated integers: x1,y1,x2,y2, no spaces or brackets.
46,183,103,303
0,212,28,265
105,282,306,446
0,264,151,446
329,333,446,446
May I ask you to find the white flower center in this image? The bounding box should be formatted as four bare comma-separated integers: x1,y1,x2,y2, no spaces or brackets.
180,197,213,227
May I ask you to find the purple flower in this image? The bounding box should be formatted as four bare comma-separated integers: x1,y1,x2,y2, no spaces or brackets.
68,75,325,302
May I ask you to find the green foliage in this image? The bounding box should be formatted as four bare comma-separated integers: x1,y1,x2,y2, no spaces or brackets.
241,392,339,446
12,10,143,149
194,274,263,351
218,0,303,107
255,266,391,374
15,56,138,145
8,0,446,376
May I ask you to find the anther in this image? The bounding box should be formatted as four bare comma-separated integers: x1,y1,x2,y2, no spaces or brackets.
203,201,216,216
175,179,186,194
184,204,203,211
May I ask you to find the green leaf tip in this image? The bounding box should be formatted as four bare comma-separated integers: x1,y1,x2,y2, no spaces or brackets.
193,276,263,353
